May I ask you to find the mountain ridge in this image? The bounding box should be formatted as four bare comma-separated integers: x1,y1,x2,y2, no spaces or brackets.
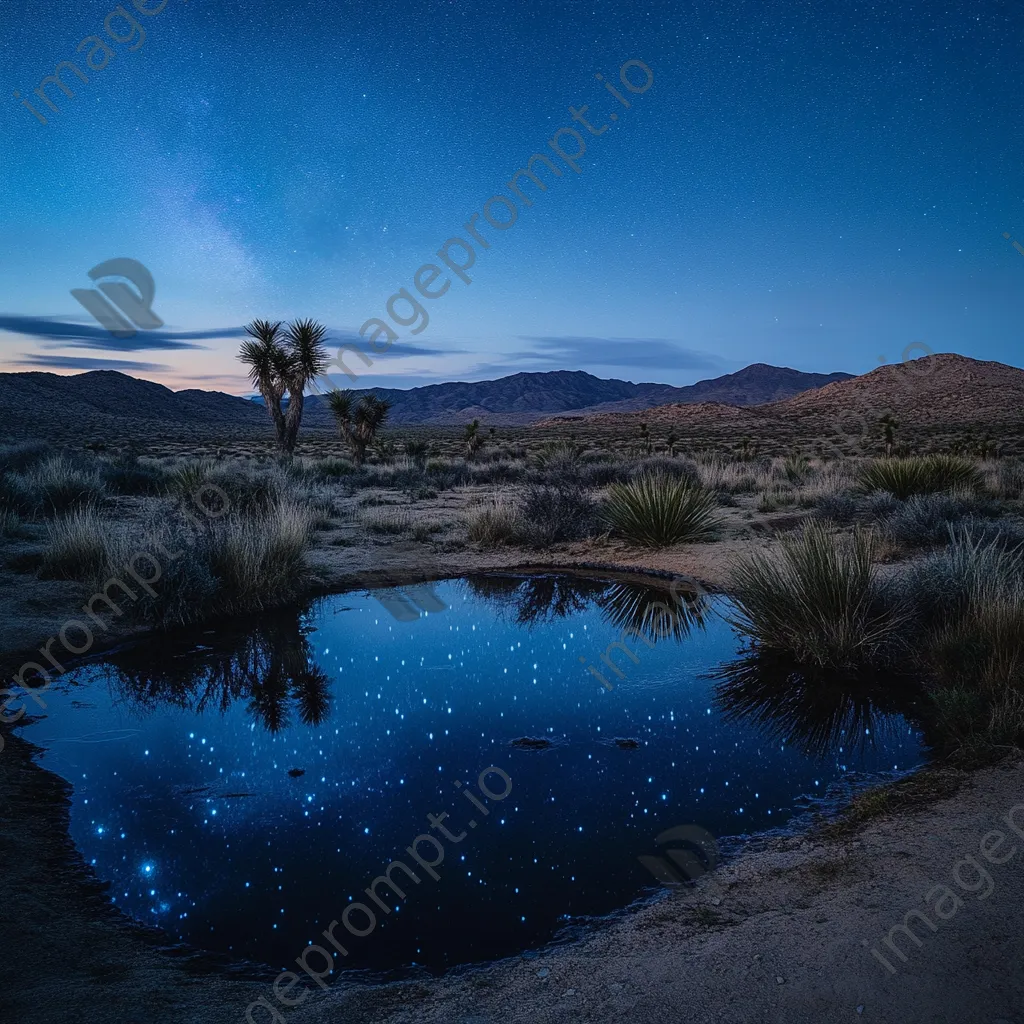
0,363,855,437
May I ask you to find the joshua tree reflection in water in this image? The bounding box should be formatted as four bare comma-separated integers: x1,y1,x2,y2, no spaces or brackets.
100,608,331,734
710,651,922,760
465,574,710,689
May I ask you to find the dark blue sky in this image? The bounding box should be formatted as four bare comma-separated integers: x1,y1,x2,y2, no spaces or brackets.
2,0,1022,393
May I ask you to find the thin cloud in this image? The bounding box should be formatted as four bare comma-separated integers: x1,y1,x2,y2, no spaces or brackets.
12,354,172,372
517,336,722,371
0,315,243,350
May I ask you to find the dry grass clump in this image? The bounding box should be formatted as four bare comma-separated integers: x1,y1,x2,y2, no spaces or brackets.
909,528,1024,752
728,523,906,669
603,473,720,547
49,497,320,629
207,500,317,613
5,456,107,514
41,506,107,578
467,496,524,546
0,508,25,539
361,508,413,535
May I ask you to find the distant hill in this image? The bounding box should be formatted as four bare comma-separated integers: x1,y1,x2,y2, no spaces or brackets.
301,364,855,426
0,370,267,441
767,353,1024,425
539,354,1024,432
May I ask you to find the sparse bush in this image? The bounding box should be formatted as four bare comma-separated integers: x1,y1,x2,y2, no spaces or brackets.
881,493,1000,550
519,483,597,546
630,455,700,484
0,508,24,538
858,455,981,499
84,499,316,629
0,441,51,474
603,473,720,547
41,506,108,578
466,496,524,547
208,501,317,613
728,524,906,668
814,493,858,525
100,454,169,495
361,508,412,535
6,456,107,513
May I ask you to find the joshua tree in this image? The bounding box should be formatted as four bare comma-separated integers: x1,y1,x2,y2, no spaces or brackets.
239,318,329,454
667,429,679,457
465,419,484,460
404,439,429,467
326,390,391,465
638,422,651,455
282,319,329,453
878,413,899,457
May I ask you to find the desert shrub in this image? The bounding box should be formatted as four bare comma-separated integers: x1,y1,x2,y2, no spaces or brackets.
577,458,628,488
361,508,412,534
207,501,316,614
0,508,24,538
993,459,1024,501
602,473,720,547
864,491,899,519
467,460,526,485
756,486,795,513
204,462,284,512
0,441,51,474
881,493,1002,550
314,457,358,479
858,455,981,499
519,483,597,546
533,441,583,475
83,499,316,629
5,456,107,513
696,458,758,494
630,456,700,484
814,493,858,525
411,520,444,542
167,459,217,498
41,506,108,578
728,524,906,669
100,455,169,495
467,497,524,546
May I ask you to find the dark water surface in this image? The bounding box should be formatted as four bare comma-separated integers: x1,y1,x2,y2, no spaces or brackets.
29,574,925,977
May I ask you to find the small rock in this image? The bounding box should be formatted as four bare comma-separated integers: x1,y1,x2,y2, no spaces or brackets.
513,737,553,750
753,954,761,961
776,976,785,984
609,983,623,993
535,968,550,979
563,989,575,997
710,896,721,905
856,1008,864,1016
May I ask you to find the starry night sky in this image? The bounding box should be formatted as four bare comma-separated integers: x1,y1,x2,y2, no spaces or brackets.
1,0,1023,393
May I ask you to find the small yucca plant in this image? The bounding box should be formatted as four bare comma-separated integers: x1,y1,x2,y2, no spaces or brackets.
602,473,720,547
728,523,906,668
858,454,981,499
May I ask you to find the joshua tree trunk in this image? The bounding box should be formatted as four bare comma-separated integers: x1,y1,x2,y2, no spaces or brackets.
262,386,288,452
284,388,304,454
